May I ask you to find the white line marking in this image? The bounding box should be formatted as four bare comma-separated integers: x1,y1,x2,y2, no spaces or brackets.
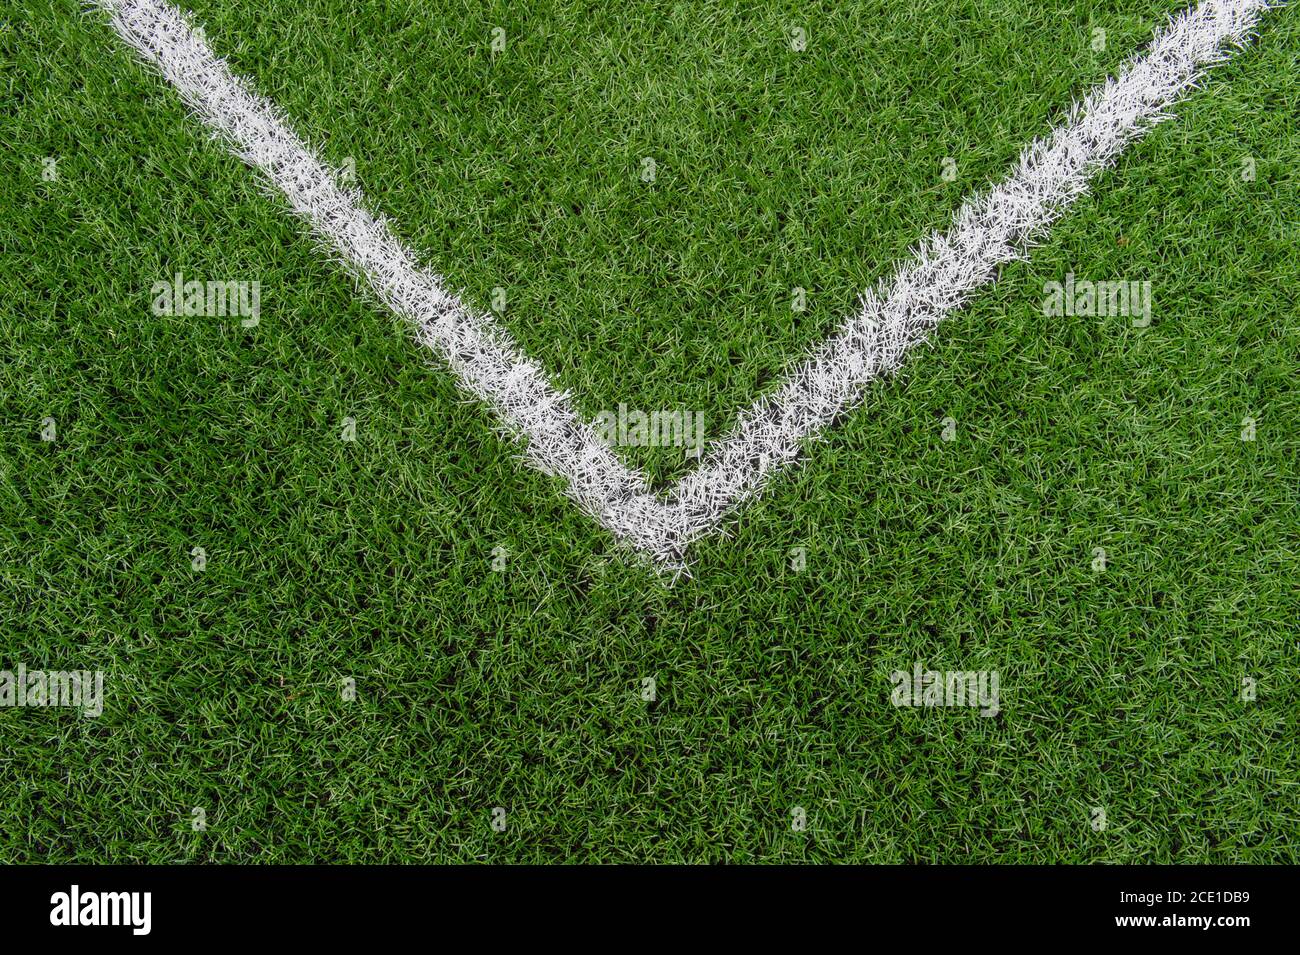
92,0,1275,567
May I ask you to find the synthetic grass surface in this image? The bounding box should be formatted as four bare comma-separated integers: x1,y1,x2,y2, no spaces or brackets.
0,0,1297,861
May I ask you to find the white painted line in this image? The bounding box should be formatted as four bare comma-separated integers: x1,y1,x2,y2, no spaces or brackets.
667,0,1276,541
93,0,680,558
92,0,1275,567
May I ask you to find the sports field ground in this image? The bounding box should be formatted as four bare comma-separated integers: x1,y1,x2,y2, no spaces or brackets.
2,0,1297,862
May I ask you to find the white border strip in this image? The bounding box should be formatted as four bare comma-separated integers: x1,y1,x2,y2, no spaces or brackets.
92,0,1274,566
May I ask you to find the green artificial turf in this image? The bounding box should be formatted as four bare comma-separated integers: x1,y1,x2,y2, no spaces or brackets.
0,0,1296,862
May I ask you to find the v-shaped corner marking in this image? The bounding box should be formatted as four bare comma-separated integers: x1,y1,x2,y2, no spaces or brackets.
94,0,1277,568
